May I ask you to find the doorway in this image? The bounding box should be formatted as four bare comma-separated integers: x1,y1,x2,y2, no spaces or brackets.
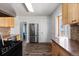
29,23,39,43
20,22,27,41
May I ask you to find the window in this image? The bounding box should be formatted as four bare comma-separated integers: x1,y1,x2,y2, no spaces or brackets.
55,15,70,39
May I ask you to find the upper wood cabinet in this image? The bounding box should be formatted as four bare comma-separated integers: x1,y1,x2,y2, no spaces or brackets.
68,4,79,24
0,17,14,27
62,3,79,25
62,3,68,25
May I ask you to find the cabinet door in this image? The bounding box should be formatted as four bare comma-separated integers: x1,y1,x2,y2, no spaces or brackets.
5,17,8,27
55,44,60,56
68,4,79,24
51,42,60,56
10,17,15,27
51,43,54,55
0,17,5,27
7,17,14,27
77,4,79,23
59,48,71,56
0,17,14,27
62,3,68,25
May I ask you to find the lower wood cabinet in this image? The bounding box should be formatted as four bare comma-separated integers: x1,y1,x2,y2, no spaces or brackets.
59,48,71,56
59,46,72,56
51,42,60,56
51,41,71,56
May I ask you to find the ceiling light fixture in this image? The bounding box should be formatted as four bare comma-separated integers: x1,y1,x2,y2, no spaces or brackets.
25,0,34,12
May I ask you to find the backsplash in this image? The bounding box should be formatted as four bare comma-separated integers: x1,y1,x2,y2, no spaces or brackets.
71,24,79,41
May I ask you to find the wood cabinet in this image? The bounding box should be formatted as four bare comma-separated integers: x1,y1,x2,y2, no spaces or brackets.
62,3,68,25
0,17,14,27
59,48,71,56
51,41,60,56
68,4,79,24
62,3,79,25
51,40,71,56
51,42,60,56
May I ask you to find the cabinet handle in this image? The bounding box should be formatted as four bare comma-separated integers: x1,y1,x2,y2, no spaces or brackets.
72,20,76,22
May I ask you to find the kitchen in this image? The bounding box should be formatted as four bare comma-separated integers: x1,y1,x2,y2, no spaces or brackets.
0,4,22,56
0,17,22,56
51,3,79,56
0,3,79,56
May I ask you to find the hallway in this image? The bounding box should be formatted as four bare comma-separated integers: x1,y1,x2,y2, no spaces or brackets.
23,43,52,56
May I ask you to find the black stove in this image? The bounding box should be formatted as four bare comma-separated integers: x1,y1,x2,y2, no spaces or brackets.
0,41,18,55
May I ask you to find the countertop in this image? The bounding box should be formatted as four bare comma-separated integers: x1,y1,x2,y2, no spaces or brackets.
52,37,79,56
3,34,20,41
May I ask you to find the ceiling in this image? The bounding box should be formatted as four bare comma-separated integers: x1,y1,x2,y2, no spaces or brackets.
0,3,60,16
31,3,59,16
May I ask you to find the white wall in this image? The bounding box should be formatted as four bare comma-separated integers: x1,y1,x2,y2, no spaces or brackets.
47,16,52,42
50,5,61,39
10,16,51,43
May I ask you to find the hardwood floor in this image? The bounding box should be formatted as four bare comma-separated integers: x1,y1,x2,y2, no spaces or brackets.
23,42,52,56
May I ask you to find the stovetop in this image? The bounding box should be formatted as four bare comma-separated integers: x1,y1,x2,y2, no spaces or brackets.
0,41,18,55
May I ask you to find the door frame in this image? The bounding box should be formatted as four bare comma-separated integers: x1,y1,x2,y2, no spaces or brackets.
29,23,39,43
20,22,27,41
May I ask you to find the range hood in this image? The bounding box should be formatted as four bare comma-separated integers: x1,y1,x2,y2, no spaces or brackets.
0,3,16,17
0,10,14,17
